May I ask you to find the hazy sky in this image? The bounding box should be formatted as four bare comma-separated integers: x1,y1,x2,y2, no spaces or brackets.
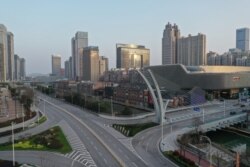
1,0,250,74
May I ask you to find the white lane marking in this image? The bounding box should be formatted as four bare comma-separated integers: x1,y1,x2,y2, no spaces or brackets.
146,142,150,152
132,162,138,167
103,158,108,164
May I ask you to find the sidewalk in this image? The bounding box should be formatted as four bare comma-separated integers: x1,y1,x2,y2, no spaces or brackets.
0,105,40,133
181,150,213,167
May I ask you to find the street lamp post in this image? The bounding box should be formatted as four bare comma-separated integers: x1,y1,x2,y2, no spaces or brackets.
84,94,86,108
22,104,24,130
224,99,226,117
203,104,205,123
98,101,100,114
43,99,46,117
14,95,17,118
161,107,164,145
111,96,113,116
71,92,73,104
200,135,212,167
11,122,16,167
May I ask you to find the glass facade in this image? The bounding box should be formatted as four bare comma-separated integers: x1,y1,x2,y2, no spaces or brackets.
116,44,150,69
236,28,250,51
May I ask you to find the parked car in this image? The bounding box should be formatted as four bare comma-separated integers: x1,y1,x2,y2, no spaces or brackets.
240,104,245,107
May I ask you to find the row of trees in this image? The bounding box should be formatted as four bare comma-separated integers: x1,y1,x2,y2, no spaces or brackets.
63,93,111,114
9,85,34,110
36,85,54,95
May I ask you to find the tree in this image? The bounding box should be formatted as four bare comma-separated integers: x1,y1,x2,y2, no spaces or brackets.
214,150,224,167
20,87,34,109
192,117,203,144
179,133,190,158
121,106,132,115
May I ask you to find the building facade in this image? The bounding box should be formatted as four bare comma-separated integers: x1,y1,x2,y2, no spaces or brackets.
82,46,100,81
99,56,109,76
74,32,88,80
69,56,72,79
236,28,249,51
116,44,150,69
64,60,69,79
20,58,25,80
162,22,180,65
14,54,20,80
177,33,206,66
71,37,76,79
0,24,7,81
7,32,14,81
51,54,61,76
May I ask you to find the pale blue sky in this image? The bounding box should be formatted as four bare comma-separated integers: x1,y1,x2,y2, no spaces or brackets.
0,0,249,74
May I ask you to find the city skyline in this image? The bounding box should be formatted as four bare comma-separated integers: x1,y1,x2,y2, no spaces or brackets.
1,0,250,74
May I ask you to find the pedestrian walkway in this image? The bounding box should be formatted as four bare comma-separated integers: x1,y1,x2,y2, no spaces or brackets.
161,127,191,152
182,150,213,167
58,120,96,167
97,122,144,160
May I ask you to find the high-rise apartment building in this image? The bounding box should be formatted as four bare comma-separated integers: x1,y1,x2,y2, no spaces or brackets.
0,24,17,81
20,58,25,80
162,23,207,66
99,56,109,76
64,60,69,78
162,22,180,65
82,46,100,81
14,54,20,80
116,44,150,69
69,56,72,79
0,24,7,81
72,31,88,80
7,32,14,80
177,33,206,66
236,28,249,51
71,37,76,79
51,54,61,76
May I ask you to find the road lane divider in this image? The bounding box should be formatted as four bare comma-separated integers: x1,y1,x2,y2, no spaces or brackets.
39,97,126,167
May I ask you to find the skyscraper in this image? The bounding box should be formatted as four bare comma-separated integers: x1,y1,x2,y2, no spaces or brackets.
99,56,109,76
20,58,26,80
0,24,8,81
162,22,180,65
0,24,16,81
7,32,14,81
116,44,150,69
73,31,88,80
236,28,249,51
51,54,61,76
71,37,75,79
64,60,69,78
177,33,206,66
82,46,100,81
69,56,72,79
14,54,20,80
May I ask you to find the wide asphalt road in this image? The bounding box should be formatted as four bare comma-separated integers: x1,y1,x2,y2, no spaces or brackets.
37,93,148,167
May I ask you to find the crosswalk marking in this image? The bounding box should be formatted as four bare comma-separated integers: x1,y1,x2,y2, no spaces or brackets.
58,120,97,167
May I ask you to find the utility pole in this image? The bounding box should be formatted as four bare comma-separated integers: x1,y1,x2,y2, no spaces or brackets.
14,96,17,118
22,104,24,130
11,122,15,167
43,99,46,117
98,101,100,114
224,99,226,117
111,97,113,116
